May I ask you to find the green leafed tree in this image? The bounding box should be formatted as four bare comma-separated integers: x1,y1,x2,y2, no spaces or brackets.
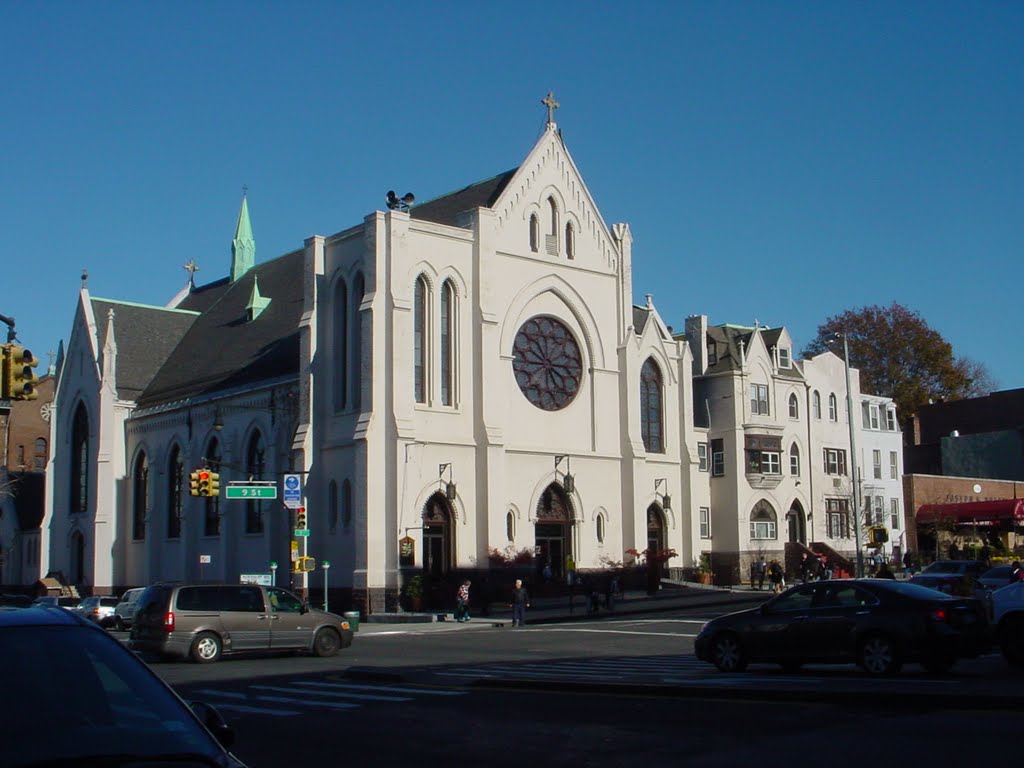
801,303,996,419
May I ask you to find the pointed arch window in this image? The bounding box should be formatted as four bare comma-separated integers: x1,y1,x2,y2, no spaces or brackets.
596,513,605,544
828,393,838,422
788,393,799,419
342,480,352,529
352,273,365,410
640,358,664,453
440,279,455,407
750,500,778,540
33,437,47,469
70,403,89,515
333,277,348,411
204,438,221,537
790,443,801,476
813,391,822,420
548,197,558,236
167,445,183,539
529,214,540,252
328,480,338,533
565,222,575,260
132,452,148,541
414,275,428,403
506,511,515,542
245,431,266,534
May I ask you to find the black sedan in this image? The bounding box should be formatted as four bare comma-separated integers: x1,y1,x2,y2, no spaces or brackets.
694,579,990,675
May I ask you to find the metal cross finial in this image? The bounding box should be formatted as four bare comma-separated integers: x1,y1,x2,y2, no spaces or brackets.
183,258,200,276
542,91,560,126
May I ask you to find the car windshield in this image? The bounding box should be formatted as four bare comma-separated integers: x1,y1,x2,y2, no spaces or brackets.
877,580,960,600
922,561,966,573
1,625,223,767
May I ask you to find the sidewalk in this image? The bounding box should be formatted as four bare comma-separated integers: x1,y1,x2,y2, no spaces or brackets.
358,581,770,633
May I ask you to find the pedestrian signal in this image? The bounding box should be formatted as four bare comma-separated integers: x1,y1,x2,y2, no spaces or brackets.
295,556,315,572
868,527,889,545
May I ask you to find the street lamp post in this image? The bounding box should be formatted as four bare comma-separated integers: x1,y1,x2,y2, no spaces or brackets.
838,333,865,578
270,561,278,586
322,560,330,613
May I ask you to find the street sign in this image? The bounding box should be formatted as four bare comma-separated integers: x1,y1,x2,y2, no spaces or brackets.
225,485,278,499
283,473,302,509
294,529,310,537
199,554,212,564
240,573,273,586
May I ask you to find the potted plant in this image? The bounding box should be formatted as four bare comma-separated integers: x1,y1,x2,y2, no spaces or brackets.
696,553,713,585
403,574,425,611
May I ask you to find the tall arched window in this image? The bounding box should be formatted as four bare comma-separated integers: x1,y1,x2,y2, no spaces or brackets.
506,511,515,542
790,443,801,476
70,403,89,515
245,431,266,534
788,393,799,419
352,273,365,409
204,438,221,537
565,223,575,259
341,480,352,529
596,513,605,544
440,279,454,406
828,393,838,422
328,480,338,533
33,437,47,469
414,275,427,403
333,277,348,411
167,445,183,539
529,214,540,252
132,452,148,541
640,358,664,453
813,391,822,420
548,197,558,236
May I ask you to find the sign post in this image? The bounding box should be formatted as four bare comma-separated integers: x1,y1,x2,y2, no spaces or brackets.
199,554,211,581
270,561,278,586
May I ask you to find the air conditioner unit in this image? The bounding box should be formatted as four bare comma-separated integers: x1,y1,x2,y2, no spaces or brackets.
833,478,843,488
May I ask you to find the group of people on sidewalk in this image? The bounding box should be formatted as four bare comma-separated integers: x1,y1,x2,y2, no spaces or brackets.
454,578,532,626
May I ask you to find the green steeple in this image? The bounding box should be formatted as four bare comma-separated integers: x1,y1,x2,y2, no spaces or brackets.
231,193,256,282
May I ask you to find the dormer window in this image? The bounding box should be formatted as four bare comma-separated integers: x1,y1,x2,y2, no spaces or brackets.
778,347,791,368
707,341,717,366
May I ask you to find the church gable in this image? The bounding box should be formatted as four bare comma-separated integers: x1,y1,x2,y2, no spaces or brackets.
490,124,618,271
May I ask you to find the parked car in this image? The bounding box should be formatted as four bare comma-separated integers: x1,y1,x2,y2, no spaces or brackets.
111,587,147,630
132,582,354,663
977,564,1016,592
694,578,990,675
988,581,1024,666
73,595,120,626
32,595,81,609
0,594,32,607
920,559,989,577
0,605,246,767
910,559,989,596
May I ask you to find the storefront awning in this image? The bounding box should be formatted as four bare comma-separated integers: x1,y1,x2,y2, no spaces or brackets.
915,498,1024,526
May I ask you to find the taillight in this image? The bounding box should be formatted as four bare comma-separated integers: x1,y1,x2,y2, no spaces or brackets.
164,611,175,631
930,608,948,622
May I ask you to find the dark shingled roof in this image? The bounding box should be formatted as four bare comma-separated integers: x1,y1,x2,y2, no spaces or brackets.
410,169,518,227
632,306,650,335
91,299,199,401
137,250,304,408
177,277,232,314
11,472,45,531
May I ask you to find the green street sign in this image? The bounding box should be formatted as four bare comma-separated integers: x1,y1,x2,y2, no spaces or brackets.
294,529,310,537
226,486,278,499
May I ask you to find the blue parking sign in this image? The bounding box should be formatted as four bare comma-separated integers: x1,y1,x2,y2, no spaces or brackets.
283,473,302,509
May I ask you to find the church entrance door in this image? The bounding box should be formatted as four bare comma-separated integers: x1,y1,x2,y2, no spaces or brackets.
535,484,575,580
421,493,454,577
647,505,668,575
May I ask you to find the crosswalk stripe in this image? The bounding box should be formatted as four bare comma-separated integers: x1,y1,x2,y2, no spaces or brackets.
200,701,301,716
250,684,411,702
296,680,466,696
254,694,359,710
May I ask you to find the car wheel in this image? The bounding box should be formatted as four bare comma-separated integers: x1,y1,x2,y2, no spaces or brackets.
1000,617,1024,667
921,654,956,674
710,633,747,673
780,660,803,673
858,633,901,676
113,616,125,632
190,632,223,664
313,628,341,658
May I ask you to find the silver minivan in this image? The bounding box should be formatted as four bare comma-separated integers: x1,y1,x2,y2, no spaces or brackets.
131,583,354,663
112,587,147,630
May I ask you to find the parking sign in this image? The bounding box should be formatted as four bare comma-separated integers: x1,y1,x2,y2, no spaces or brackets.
283,474,302,509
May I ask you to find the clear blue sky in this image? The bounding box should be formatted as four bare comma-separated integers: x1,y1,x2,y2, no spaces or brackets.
3,2,1021,394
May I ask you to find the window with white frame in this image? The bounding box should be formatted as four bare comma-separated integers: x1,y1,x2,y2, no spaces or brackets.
749,502,777,540
886,408,897,431
823,448,847,476
874,496,884,525
890,451,898,479
826,498,850,538
697,442,709,471
788,393,799,419
869,404,880,430
750,383,769,415
699,507,711,539
813,391,821,419
828,393,838,422
748,450,781,475
890,498,900,529
873,449,882,479
711,439,725,477
778,347,791,368
790,443,800,476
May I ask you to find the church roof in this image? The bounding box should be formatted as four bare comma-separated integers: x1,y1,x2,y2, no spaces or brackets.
137,249,304,408
90,299,199,401
410,168,518,227
177,277,232,314
632,306,650,335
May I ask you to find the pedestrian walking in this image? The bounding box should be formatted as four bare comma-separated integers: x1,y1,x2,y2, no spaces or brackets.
768,560,784,594
757,557,767,591
509,579,530,627
903,550,916,575
605,574,617,611
821,554,833,581
455,579,471,622
799,552,813,584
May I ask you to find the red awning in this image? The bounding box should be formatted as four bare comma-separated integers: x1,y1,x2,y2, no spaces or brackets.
915,498,1024,526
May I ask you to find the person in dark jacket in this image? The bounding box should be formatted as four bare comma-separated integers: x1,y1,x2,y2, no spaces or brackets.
509,579,530,627
875,562,896,579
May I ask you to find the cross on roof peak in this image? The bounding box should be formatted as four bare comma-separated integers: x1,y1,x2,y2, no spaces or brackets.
541,91,560,126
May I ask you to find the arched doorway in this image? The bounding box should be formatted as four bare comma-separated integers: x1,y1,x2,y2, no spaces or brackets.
535,484,574,580
421,493,454,577
70,530,85,586
647,504,668,575
786,501,807,544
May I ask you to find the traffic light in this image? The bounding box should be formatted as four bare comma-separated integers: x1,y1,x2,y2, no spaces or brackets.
295,507,307,530
206,471,220,497
4,344,38,401
0,345,9,399
189,469,203,497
